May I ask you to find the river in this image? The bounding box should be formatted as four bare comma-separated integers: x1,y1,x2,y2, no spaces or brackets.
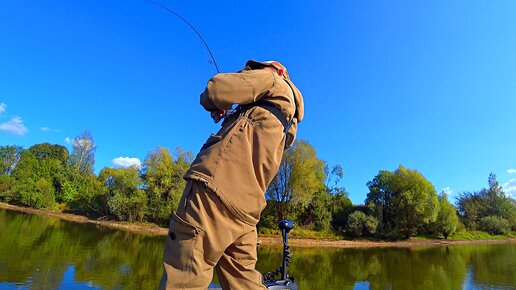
0,208,514,289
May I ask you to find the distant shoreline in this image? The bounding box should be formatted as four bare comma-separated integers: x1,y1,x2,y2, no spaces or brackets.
2,202,515,248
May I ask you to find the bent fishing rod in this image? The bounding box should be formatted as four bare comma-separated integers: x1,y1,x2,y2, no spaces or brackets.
143,0,220,74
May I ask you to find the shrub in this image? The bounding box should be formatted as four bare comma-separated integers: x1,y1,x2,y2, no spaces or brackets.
479,216,511,235
108,189,147,222
347,211,378,237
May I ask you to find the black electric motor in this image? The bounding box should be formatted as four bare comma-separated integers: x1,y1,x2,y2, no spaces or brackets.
210,220,298,289
262,220,298,290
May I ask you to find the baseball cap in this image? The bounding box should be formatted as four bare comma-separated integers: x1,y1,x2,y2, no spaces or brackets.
245,60,290,80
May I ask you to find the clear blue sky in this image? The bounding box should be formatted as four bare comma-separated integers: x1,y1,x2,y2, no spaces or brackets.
1,0,515,204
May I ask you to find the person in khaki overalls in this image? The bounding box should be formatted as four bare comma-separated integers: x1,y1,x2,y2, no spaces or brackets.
159,60,304,290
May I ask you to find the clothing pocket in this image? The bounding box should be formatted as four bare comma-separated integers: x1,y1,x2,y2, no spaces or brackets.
200,134,222,151
163,212,204,271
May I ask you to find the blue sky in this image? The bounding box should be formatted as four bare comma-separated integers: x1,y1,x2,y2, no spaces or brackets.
1,0,515,204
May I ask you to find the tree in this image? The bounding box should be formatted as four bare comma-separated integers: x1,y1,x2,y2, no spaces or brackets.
479,216,511,235
69,131,96,175
267,140,326,220
141,147,192,225
66,132,104,214
347,211,378,237
299,190,332,231
365,170,396,235
390,165,439,238
0,145,23,175
435,192,459,239
457,173,516,231
9,144,70,209
100,166,147,222
28,143,69,202
329,189,354,233
456,191,485,230
365,165,439,239
0,145,23,202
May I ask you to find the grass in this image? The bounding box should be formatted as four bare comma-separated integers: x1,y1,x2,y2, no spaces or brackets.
258,227,342,239
260,225,516,242
449,230,516,241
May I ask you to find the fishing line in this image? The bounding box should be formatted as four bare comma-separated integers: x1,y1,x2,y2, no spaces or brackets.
143,0,220,73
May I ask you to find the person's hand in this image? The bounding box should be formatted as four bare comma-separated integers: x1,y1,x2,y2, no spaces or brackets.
211,109,227,123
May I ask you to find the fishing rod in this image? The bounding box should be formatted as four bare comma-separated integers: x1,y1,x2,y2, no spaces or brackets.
143,0,220,74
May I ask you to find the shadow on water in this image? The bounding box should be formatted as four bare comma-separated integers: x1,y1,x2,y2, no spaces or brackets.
1,209,515,289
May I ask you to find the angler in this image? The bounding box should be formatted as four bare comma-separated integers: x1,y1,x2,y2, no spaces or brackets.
159,60,304,289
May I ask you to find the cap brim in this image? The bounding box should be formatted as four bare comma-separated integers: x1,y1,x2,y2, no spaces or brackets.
246,60,271,69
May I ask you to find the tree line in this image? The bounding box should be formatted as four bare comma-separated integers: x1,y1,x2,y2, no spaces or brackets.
1,132,515,239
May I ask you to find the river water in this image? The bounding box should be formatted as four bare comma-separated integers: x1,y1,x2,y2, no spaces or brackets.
0,208,514,290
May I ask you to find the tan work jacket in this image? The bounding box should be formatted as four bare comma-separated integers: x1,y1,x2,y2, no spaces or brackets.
184,68,304,225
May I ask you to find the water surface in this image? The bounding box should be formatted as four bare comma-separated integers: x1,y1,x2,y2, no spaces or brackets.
0,208,514,289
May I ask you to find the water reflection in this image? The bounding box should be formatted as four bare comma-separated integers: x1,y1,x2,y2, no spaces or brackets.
0,209,514,289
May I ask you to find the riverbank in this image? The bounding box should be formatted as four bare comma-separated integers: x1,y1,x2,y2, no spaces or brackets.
2,202,515,248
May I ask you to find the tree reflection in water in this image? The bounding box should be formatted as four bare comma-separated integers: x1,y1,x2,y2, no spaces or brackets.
1,209,514,289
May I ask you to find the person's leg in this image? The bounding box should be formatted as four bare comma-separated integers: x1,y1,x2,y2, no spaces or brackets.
160,180,244,290
215,225,266,290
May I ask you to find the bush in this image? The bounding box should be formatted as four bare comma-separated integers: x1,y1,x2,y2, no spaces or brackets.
0,174,14,202
16,178,56,209
347,211,378,237
479,216,511,235
108,190,147,222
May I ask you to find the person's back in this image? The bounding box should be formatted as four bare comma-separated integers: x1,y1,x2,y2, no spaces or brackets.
160,60,304,290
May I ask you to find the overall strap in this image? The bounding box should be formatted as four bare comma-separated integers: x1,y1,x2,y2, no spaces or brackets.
253,100,292,134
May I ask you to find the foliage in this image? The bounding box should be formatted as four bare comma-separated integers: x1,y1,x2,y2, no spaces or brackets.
479,216,511,235
1,136,513,240
366,165,439,239
0,145,23,175
69,131,96,175
347,211,378,237
298,190,332,231
329,191,353,233
457,173,516,230
10,147,68,209
141,147,191,225
434,192,460,239
66,132,106,215
0,174,14,202
365,170,395,235
100,166,147,222
267,140,326,220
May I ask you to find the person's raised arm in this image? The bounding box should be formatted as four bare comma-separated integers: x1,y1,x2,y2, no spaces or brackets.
200,69,275,112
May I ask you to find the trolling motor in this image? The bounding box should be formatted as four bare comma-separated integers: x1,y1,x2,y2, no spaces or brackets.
262,220,298,290
209,220,298,290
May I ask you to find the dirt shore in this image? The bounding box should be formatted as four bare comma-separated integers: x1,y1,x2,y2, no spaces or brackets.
2,202,515,248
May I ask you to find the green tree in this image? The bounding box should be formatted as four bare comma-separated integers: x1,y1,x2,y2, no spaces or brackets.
457,173,516,231
347,211,378,237
0,145,23,175
27,143,69,203
434,192,459,239
366,165,439,239
267,140,326,220
299,190,332,231
365,170,396,236
141,147,192,225
329,189,353,233
9,144,69,209
69,131,96,175
100,166,147,222
299,163,349,231
66,132,105,214
390,165,439,238
456,191,485,230
479,216,511,235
